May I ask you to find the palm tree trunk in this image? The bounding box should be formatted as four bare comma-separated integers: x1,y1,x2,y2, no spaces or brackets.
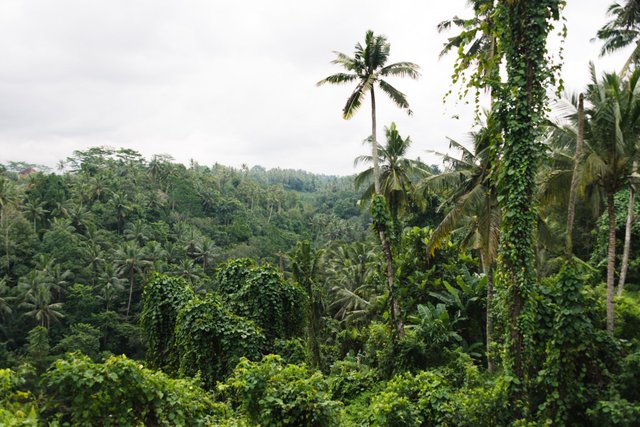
606,191,617,334
126,270,134,318
618,180,635,296
371,89,381,194
370,88,403,337
565,93,584,257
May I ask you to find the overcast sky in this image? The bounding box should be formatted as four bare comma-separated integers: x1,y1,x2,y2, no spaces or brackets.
0,0,631,175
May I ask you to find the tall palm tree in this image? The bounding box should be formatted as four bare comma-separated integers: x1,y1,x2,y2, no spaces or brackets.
419,113,500,371
354,123,429,223
583,66,640,332
318,32,419,338
317,30,420,193
113,242,151,317
597,0,640,293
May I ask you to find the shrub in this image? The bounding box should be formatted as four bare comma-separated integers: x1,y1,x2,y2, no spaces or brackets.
44,353,219,426
219,355,342,426
175,295,265,389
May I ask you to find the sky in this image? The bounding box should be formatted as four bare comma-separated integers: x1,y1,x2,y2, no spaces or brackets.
0,0,631,175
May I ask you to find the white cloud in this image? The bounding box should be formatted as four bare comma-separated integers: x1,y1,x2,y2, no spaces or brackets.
0,0,630,175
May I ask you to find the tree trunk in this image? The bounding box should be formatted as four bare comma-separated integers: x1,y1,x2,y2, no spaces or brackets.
126,270,134,318
370,88,402,337
371,89,381,194
618,167,636,296
606,191,616,334
484,256,495,373
565,93,584,257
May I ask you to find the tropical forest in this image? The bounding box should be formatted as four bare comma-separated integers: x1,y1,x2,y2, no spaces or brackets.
2,0,640,426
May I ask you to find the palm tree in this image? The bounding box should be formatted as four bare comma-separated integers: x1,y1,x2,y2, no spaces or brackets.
597,0,640,293
98,264,125,311
354,123,429,223
419,113,499,371
317,30,420,193
291,240,325,369
0,178,17,272
597,0,640,75
124,219,150,246
583,66,640,332
327,242,380,326
318,32,419,338
20,283,64,329
22,199,48,233
192,239,217,271
113,242,151,317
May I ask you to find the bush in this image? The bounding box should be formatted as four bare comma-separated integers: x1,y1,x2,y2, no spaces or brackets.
175,295,265,388
587,398,640,427
369,391,421,427
44,353,220,426
327,359,377,402
0,367,39,426
219,355,342,426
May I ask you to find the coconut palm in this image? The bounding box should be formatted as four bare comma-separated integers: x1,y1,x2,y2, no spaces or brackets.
597,0,640,75
597,0,640,293
317,30,420,193
318,34,419,338
192,239,217,271
354,123,429,223
113,242,151,317
327,242,380,326
22,199,48,233
582,66,640,332
419,112,499,371
20,283,64,329
98,264,125,311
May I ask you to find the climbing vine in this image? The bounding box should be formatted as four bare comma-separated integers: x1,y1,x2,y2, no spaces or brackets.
175,295,265,389
140,274,194,373
214,260,307,346
491,0,565,416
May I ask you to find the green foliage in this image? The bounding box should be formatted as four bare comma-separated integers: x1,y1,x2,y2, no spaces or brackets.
615,291,640,341
44,353,219,426
140,274,194,372
587,398,640,427
369,391,421,427
214,260,307,345
175,295,265,388
52,323,101,360
534,263,619,424
219,355,342,426
492,0,565,410
26,326,49,372
0,367,39,426
327,359,377,402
